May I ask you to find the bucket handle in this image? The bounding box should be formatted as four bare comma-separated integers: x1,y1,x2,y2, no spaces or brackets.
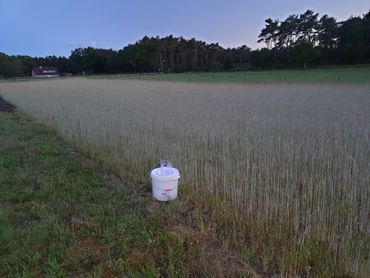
148,160,173,174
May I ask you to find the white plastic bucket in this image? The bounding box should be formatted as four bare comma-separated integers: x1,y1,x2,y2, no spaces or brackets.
150,167,180,201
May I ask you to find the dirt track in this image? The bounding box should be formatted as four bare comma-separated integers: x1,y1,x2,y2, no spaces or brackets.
0,96,15,112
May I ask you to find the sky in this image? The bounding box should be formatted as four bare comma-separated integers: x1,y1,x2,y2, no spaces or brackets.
1,0,369,57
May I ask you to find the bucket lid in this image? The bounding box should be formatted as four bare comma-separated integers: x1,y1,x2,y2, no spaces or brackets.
150,167,180,181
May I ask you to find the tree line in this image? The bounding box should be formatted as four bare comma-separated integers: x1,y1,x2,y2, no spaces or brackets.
1,9,369,77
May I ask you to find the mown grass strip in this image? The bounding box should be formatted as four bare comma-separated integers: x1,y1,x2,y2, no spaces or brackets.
91,66,370,84
0,112,152,276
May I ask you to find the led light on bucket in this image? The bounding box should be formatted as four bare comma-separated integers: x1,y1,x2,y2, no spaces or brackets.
150,160,180,201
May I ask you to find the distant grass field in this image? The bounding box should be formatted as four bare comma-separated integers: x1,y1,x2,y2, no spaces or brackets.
92,66,370,84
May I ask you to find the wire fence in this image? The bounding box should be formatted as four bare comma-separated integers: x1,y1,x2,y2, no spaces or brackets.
90,69,370,84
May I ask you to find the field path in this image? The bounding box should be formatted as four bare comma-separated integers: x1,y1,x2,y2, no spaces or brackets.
0,96,15,112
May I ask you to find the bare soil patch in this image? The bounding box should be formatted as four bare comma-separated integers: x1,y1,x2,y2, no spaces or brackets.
0,96,15,112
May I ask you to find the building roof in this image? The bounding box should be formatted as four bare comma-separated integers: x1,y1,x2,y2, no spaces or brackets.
32,66,60,76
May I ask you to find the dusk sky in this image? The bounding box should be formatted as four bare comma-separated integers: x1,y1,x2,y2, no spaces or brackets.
1,0,369,57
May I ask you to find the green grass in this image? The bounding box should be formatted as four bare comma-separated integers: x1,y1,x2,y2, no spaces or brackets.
0,112,152,277
91,66,370,84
